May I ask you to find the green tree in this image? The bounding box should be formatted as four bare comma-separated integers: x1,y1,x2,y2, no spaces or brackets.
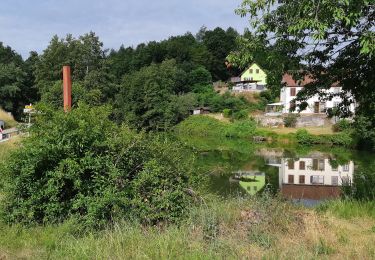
114,60,195,130
0,43,37,118
234,0,375,149
35,32,117,107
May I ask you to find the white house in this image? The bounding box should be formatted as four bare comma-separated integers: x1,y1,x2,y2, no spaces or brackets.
267,73,356,115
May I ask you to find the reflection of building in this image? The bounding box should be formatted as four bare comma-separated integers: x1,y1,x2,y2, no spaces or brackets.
279,158,353,186
268,155,354,203
231,171,266,195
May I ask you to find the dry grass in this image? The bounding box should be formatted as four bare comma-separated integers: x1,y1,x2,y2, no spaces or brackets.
0,109,17,128
0,197,373,259
0,137,20,161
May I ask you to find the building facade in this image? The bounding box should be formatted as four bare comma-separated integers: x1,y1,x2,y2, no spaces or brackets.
267,73,356,115
232,63,267,92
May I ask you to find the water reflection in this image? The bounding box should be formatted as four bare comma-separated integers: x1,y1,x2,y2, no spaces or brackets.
227,149,355,205
230,171,265,196
268,156,353,206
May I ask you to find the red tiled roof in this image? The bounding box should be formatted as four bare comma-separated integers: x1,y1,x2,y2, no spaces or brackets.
281,73,315,87
282,73,340,88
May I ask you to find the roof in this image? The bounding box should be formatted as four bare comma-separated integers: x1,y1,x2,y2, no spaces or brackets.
281,73,315,87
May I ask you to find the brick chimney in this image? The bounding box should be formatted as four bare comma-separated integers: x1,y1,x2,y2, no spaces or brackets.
63,66,72,112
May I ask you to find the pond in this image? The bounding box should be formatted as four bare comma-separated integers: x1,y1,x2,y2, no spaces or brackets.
198,144,375,206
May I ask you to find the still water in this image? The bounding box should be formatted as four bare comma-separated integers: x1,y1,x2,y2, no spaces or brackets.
198,146,375,206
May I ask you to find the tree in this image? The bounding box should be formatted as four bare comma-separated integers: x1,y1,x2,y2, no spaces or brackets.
35,32,116,107
234,0,375,149
0,43,37,118
202,27,239,81
114,60,196,130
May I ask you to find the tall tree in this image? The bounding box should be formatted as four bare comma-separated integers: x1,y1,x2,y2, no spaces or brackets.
35,32,116,107
114,60,196,131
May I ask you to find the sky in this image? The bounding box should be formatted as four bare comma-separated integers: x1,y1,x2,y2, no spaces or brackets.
0,0,249,58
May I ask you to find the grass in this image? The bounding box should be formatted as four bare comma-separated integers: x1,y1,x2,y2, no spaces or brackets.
0,108,17,129
259,126,335,135
0,196,374,259
318,200,375,219
0,137,19,162
0,130,374,259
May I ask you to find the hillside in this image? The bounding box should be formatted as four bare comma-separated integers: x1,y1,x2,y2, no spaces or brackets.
0,109,17,129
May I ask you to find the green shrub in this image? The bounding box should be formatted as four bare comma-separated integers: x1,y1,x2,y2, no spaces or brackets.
295,129,315,144
174,115,225,137
0,104,193,227
225,119,256,138
222,108,232,118
232,109,249,120
296,129,352,147
283,113,299,127
332,119,352,132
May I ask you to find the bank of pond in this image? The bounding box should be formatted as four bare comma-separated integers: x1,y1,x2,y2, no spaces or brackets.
0,114,374,259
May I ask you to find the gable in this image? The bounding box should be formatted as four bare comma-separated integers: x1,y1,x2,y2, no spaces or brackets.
241,63,265,77
240,63,267,84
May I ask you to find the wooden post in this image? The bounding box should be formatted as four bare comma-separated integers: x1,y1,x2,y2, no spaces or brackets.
63,66,72,112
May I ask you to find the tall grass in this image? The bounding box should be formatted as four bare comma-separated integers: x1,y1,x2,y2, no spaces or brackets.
0,108,17,128
0,195,374,259
318,200,375,219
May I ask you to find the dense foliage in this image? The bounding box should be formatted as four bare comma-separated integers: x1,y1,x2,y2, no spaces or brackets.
232,0,375,150
0,43,38,118
174,115,257,139
295,129,353,147
0,105,194,226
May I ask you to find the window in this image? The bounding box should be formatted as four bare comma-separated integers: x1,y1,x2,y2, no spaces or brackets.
290,88,296,96
256,69,260,74
290,101,296,111
288,175,294,184
319,159,325,171
311,175,324,185
343,164,350,172
333,102,340,107
313,159,325,171
299,175,305,184
334,87,341,94
319,102,326,113
331,176,339,186
312,159,318,170
288,159,294,170
254,186,258,191
299,161,306,170
249,69,253,74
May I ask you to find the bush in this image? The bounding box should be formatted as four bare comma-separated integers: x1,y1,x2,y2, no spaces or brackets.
225,119,257,138
223,108,232,118
296,129,352,147
295,129,315,145
0,104,193,227
332,119,352,132
232,109,249,120
283,113,299,127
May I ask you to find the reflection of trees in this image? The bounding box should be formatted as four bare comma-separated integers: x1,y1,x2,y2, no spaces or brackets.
345,162,375,200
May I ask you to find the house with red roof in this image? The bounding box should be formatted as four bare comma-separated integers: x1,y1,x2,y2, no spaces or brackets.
266,73,356,115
